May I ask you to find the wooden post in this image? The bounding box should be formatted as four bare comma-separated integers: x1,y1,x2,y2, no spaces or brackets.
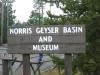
23,54,31,75
2,59,9,75
64,53,72,75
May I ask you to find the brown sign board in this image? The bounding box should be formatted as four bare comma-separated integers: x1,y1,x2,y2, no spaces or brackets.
7,25,85,54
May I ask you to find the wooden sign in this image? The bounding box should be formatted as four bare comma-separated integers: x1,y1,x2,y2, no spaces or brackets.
7,25,85,54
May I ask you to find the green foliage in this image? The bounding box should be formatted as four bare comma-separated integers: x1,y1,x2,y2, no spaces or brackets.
47,54,64,75
43,12,68,25
42,0,100,75
27,11,42,25
73,54,97,75
8,8,16,26
58,0,100,75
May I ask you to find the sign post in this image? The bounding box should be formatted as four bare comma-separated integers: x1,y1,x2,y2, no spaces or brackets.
2,59,9,75
7,25,85,75
23,54,31,75
64,53,72,75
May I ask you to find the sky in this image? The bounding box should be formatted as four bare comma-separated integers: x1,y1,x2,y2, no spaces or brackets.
12,0,63,23
12,0,33,23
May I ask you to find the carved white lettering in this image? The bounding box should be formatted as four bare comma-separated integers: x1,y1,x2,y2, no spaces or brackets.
10,28,32,35
63,27,83,33
36,27,59,34
33,44,59,51
39,36,52,42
